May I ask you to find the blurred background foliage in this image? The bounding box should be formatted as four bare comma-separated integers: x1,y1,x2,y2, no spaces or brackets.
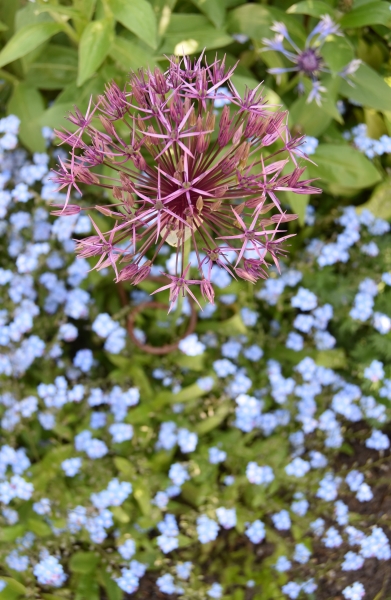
1,2,391,599
1,0,391,218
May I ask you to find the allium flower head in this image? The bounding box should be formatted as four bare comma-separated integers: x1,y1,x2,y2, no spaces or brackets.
53,53,320,309
262,16,361,106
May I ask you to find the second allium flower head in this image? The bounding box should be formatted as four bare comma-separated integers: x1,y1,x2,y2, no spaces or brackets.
52,53,320,311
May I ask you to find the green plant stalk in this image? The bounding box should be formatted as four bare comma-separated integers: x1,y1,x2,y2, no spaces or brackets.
173,236,191,323
47,11,80,44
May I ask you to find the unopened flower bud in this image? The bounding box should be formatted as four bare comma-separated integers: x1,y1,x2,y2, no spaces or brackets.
112,186,123,200
196,196,204,212
99,115,115,135
189,106,197,127
232,123,244,146
137,115,146,131
211,199,223,212
205,112,216,130
214,186,228,198
120,172,133,191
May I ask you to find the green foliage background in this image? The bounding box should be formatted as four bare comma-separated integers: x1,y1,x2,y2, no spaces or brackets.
1,0,391,215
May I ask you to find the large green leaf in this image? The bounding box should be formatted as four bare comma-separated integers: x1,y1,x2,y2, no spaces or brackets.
109,36,156,71
0,524,25,542
41,102,76,129
297,75,343,124
43,75,107,130
340,1,391,27
108,0,157,49
8,83,45,152
356,179,391,220
77,17,114,86
226,4,273,40
286,192,310,226
287,0,334,17
34,4,83,20
322,36,355,73
73,0,98,20
25,44,78,90
15,4,52,30
227,4,306,42
189,0,226,28
307,144,381,192
289,96,332,137
0,22,63,68
340,63,391,113
0,578,26,600
160,13,232,54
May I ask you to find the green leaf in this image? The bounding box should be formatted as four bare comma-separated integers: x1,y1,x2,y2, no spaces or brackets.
176,353,205,371
198,313,247,335
340,63,391,113
172,383,205,402
322,36,355,73
77,18,114,86
8,83,45,152
0,22,63,68
302,75,342,123
114,456,136,477
69,552,100,574
108,0,157,48
213,313,247,335
0,20,8,32
160,14,232,54
315,349,347,369
27,518,52,537
180,482,205,506
285,193,309,226
35,5,83,20
0,578,26,600
41,101,75,129
109,36,156,71
227,4,306,42
287,0,333,17
189,0,226,28
74,0,98,20
25,44,78,90
227,4,273,40
289,96,332,137
134,484,151,516
15,4,53,30
98,571,124,600
196,402,231,434
306,143,381,193
75,574,99,600
356,179,391,220
340,1,391,27
0,524,25,543
111,505,130,523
